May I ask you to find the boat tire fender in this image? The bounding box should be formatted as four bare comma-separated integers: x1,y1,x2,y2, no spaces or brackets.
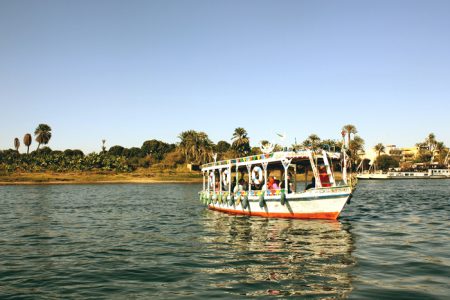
242,196,249,209
280,191,286,206
259,193,265,208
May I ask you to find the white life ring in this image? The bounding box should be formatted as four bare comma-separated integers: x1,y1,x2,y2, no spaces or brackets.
252,166,264,185
222,169,230,186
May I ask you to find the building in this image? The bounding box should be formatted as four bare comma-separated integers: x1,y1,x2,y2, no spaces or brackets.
363,145,420,164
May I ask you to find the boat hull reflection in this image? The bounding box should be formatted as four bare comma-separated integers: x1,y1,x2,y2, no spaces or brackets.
200,212,355,297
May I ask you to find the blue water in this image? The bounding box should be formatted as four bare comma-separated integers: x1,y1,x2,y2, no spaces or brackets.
0,180,448,299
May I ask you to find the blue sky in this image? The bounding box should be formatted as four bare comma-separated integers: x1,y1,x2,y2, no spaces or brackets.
1,0,449,153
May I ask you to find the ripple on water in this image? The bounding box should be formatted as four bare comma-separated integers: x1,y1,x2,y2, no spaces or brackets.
0,181,449,299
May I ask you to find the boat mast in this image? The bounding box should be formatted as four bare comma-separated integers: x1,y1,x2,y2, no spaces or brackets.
308,150,321,188
341,130,348,184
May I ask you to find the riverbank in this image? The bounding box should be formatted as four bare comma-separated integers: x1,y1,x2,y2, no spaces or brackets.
0,169,203,185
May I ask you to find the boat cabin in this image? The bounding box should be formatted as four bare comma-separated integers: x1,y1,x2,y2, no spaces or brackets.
201,149,345,199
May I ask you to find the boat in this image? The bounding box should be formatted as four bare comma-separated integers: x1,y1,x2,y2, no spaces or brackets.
357,169,450,180
199,148,354,220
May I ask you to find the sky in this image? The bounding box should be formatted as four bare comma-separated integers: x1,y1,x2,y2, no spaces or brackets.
1,0,449,154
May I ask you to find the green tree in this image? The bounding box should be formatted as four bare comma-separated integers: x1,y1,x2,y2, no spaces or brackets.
373,143,385,168
320,139,341,152
64,149,84,157
349,135,365,168
425,133,437,152
302,134,321,150
375,154,399,171
434,142,448,164
178,130,214,164
14,138,20,152
35,146,52,155
101,139,106,153
108,145,125,156
34,124,52,150
122,147,142,158
23,133,32,154
231,127,251,156
141,139,175,161
215,140,231,153
342,124,358,147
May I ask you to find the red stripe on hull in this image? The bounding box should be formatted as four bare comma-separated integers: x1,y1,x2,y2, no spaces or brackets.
208,206,340,220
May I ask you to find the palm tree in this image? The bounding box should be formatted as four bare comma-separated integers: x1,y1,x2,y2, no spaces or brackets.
178,130,214,164
34,124,52,150
342,124,358,147
349,135,365,167
14,138,20,152
231,127,250,156
425,133,437,152
374,143,385,168
23,133,32,154
434,141,447,164
302,134,321,151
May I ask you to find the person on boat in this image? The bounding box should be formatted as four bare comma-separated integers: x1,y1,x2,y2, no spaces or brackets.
272,177,280,189
234,179,246,193
231,178,236,192
215,178,220,190
280,174,293,193
306,177,315,190
267,176,275,189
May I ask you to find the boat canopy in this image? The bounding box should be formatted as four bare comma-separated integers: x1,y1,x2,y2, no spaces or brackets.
201,150,341,171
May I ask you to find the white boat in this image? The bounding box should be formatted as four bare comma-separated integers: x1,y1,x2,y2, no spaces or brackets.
357,171,390,180
357,169,450,180
199,149,354,220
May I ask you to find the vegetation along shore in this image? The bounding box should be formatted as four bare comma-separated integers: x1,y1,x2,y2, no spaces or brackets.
1,124,447,184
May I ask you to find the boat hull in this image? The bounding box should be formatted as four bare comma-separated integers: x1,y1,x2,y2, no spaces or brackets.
203,187,352,220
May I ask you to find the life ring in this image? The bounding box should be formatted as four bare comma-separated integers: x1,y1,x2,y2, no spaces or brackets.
251,166,264,185
222,169,230,186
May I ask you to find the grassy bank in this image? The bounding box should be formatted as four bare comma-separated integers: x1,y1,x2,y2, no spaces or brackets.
0,167,203,185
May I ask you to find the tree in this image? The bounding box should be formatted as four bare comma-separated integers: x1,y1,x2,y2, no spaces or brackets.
108,145,125,156
320,139,341,152
342,124,358,147
14,138,20,152
23,133,32,154
141,139,175,161
122,147,142,158
64,149,84,157
34,124,52,150
101,139,107,153
178,130,214,164
425,133,437,152
302,134,321,150
35,146,52,155
349,135,365,168
375,154,399,171
231,127,251,156
416,133,444,163
434,142,448,164
373,143,385,168
216,140,231,153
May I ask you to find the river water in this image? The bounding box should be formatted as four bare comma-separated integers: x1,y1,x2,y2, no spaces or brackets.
0,180,448,299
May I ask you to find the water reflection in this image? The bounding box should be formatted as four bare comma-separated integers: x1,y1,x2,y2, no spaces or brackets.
200,211,355,297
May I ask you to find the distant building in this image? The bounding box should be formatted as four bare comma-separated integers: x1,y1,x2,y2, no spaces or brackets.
363,145,421,164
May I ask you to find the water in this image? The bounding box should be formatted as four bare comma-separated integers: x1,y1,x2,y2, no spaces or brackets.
0,181,448,299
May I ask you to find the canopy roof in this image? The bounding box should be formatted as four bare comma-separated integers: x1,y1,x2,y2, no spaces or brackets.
201,150,342,171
